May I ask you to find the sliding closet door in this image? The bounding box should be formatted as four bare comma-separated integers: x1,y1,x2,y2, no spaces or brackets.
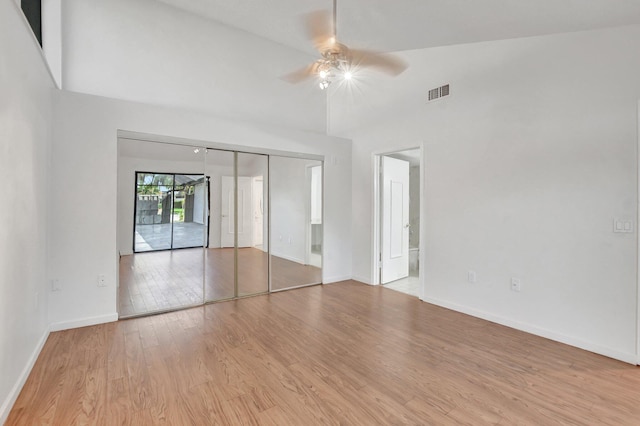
118,140,205,318
237,153,269,297
270,156,323,291
204,149,236,302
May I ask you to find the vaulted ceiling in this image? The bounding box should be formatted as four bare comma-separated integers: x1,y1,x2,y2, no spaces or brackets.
155,0,640,54
63,0,640,137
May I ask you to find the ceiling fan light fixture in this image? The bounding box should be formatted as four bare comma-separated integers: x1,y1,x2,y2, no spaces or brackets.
281,0,407,89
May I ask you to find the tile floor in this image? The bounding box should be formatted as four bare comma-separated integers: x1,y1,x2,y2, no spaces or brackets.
384,274,420,297
134,222,206,251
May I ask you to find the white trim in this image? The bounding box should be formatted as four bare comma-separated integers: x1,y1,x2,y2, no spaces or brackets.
372,155,381,285
418,144,426,301
322,275,352,284
270,252,306,265
637,99,640,365
0,326,50,424
424,296,637,365
118,130,324,162
49,313,118,332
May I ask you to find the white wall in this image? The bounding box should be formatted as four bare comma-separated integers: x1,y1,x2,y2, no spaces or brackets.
193,183,205,225
0,1,55,422
51,90,352,328
61,0,326,134
345,25,640,363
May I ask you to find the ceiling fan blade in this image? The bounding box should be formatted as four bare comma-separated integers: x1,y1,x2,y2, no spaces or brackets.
281,62,319,84
348,49,408,76
305,10,334,52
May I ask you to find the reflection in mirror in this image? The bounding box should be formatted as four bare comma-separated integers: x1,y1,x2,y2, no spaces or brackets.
117,139,205,318
134,173,207,251
204,149,236,302
237,153,269,296
270,156,323,291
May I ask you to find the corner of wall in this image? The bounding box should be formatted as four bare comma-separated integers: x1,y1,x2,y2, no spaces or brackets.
49,313,118,332
0,327,50,425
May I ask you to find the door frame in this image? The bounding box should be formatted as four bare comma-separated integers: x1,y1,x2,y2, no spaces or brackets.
372,144,425,300
636,100,640,365
305,164,323,267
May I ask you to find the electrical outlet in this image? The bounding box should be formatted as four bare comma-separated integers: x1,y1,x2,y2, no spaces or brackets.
468,271,477,283
51,278,61,292
511,278,521,292
613,218,634,233
97,274,107,287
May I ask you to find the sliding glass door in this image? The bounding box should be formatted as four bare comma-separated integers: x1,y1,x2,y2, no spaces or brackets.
134,172,206,252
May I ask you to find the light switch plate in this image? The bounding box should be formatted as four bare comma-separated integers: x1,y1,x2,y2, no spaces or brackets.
613,218,634,233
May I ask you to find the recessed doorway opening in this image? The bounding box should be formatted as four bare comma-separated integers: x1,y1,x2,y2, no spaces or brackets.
373,148,422,298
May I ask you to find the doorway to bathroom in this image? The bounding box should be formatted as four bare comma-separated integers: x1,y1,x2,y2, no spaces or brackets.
374,148,422,298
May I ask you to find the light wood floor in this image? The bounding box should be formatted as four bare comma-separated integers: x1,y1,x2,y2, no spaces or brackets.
119,248,322,317
9,281,640,425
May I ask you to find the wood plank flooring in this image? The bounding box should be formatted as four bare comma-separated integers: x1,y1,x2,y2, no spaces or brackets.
119,248,322,317
9,280,640,425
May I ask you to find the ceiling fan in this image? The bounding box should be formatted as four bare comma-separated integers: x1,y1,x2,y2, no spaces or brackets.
283,0,408,90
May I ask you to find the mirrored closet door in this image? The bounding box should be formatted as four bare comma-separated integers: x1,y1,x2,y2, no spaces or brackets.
236,152,269,297
270,156,323,291
118,140,205,318
117,137,323,318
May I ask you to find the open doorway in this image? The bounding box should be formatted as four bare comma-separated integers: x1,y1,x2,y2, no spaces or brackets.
375,148,421,297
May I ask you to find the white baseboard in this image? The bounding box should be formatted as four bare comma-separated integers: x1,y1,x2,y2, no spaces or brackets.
351,275,373,285
423,296,637,365
49,312,118,332
271,252,305,265
322,275,352,284
0,326,50,425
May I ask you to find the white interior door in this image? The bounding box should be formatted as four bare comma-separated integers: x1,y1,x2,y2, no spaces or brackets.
220,176,253,248
381,156,410,284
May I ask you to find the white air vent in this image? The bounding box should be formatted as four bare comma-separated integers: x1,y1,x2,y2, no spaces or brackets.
428,84,450,102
